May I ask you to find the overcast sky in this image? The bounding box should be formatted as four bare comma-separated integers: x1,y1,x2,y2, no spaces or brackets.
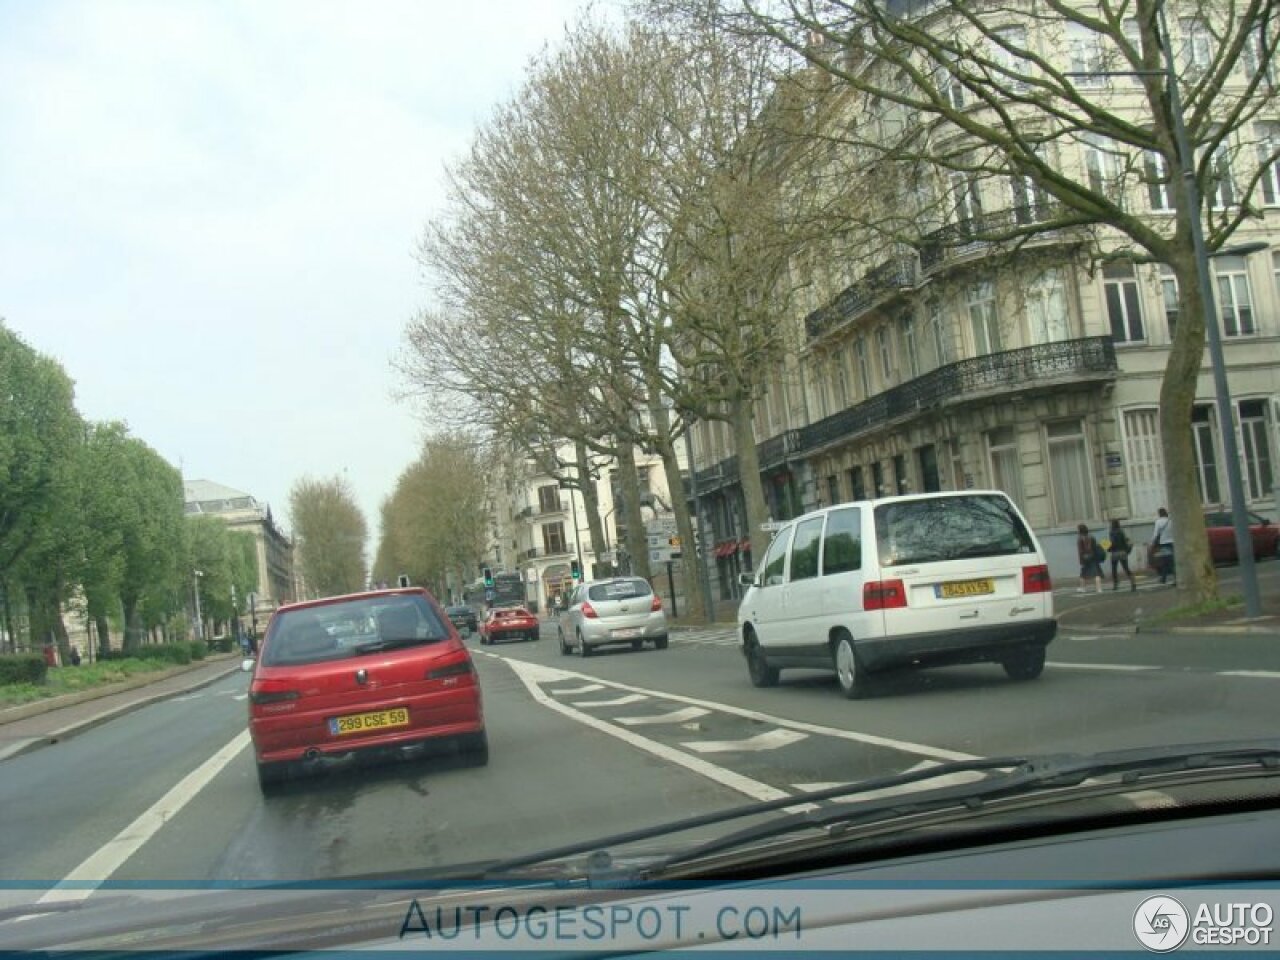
0,0,587,543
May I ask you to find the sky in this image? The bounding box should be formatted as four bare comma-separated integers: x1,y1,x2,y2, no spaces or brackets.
0,0,587,543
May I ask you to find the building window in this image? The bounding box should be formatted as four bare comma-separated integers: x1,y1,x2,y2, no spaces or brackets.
815,359,831,419
542,521,567,555
967,280,1001,354
1026,267,1071,344
833,353,850,410
950,171,984,229
1122,408,1166,519
1083,134,1124,205
848,465,866,501
1215,255,1256,337
1180,17,1214,79
1160,265,1179,337
1242,25,1276,83
1240,399,1275,502
990,25,1030,89
877,326,895,384
1273,252,1280,305
827,474,841,506
1257,122,1280,206
1104,262,1145,343
871,461,885,497
1144,150,1173,211
1046,420,1097,524
1206,141,1236,210
893,453,909,495
949,438,965,490
537,484,560,514
901,313,920,379
855,337,872,397
1191,405,1221,504
986,427,1025,512
1067,22,1105,85
917,444,941,492
928,300,950,368
1010,174,1051,224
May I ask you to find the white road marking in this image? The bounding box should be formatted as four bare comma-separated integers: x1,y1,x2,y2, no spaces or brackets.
685,729,808,754
549,683,605,695
1049,662,1160,672
501,659,976,763
615,706,711,726
168,694,204,703
571,693,648,708
793,761,987,802
232,694,248,701
1218,670,1280,679
505,660,795,805
38,730,251,904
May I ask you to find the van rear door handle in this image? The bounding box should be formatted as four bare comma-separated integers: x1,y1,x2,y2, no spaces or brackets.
959,610,979,620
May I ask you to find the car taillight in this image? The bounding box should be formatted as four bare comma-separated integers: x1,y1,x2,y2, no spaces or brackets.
428,659,473,680
863,579,907,611
651,595,662,612
581,601,598,619
1022,564,1052,594
249,689,300,705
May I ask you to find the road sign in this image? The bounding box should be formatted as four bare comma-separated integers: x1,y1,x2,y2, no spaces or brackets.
760,521,785,532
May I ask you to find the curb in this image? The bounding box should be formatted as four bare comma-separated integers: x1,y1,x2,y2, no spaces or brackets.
0,661,243,763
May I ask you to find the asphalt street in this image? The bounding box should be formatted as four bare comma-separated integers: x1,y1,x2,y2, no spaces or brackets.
2,609,1276,888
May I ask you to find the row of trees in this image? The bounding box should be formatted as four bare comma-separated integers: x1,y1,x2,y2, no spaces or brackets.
288,475,369,599
403,0,1279,605
1,322,259,658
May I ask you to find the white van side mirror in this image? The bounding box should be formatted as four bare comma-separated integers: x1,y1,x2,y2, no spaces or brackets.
738,572,757,588
241,657,256,673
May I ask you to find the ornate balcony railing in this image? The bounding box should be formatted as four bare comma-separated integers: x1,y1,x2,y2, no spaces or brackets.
917,203,1074,272
799,335,1118,454
805,252,919,340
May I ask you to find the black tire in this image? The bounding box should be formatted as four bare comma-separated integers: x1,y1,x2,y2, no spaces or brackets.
631,640,643,651
578,632,592,658
558,629,571,655
256,760,287,794
744,632,779,688
458,730,489,767
528,631,539,642
1002,646,1046,681
832,632,869,699
653,634,669,650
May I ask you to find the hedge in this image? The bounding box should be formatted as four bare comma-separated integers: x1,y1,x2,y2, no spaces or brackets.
0,655,48,686
189,641,208,661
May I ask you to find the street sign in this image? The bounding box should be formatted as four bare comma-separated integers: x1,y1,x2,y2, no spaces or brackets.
760,521,785,532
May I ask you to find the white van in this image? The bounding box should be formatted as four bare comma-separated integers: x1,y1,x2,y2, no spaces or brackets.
737,491,1056,698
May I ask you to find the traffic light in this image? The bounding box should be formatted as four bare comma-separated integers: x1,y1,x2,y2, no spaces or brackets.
570,559,581,581
482,566,494,587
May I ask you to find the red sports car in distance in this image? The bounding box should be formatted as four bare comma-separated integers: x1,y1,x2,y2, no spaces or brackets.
1203,510,1279,564
480,606,540,644
246,588,486,792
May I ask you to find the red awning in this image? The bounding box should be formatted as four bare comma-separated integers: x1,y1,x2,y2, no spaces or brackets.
714,540,738,559
738,537,752,553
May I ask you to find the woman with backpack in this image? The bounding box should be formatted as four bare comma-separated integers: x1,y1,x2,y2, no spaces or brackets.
1108,518,1136,592
1076,523,1105,594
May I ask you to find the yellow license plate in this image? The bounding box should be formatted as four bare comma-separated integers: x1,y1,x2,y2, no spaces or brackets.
937,579,995,599
328,707,410,736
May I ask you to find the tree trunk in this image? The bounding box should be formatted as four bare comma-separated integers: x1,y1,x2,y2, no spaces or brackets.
729,394,771,565
93,611,112,658
51,602,71,665
615,442,652,580
574,441,608,577
122,598,143,653
1159,252,1218,604
648,399,707,621
1,583,16,653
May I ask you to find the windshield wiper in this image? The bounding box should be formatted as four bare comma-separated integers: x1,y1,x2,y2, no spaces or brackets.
479,739,1280,882
353,637,428,654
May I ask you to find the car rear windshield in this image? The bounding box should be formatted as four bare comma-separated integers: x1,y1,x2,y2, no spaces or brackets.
874,495,1036,567
262,595,449,666
588,580,651,601
494,609,528,619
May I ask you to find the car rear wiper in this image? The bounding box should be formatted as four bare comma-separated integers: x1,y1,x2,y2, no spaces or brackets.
353,636,431,654
478,739,1280,882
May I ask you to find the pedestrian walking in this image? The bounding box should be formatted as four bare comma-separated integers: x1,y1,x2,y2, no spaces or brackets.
1150,507,1176,585
1077,523,1105,594
1107,519,1136,592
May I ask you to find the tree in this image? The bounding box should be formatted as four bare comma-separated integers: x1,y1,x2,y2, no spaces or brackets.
289,476,368,598
117,438,186,651
715,0,1280,602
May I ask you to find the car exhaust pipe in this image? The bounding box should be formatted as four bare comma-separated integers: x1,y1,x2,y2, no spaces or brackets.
303,748,322,762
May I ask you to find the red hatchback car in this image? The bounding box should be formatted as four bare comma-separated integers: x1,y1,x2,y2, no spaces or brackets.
479,606,540,644
246,588,486,792
1203,510,1279,564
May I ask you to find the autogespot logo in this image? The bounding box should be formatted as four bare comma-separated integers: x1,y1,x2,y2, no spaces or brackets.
1134,895,1190,952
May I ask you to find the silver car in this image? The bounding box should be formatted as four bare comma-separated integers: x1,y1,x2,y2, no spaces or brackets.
557,577,668,656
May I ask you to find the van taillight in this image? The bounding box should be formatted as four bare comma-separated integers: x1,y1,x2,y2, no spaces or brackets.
863,579,907,610
581,601,598,619
428,659,473,680
651,595,662,612
249,689,300,705
1022,564,1052,594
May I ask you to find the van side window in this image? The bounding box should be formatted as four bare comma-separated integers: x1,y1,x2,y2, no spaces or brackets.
822,507,862,575
760,527,793,587
789,517,824,581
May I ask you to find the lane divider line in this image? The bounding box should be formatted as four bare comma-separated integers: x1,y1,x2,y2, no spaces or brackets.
37,730,251,904
1049,662,1160,672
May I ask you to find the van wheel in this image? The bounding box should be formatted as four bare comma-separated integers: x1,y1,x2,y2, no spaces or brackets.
558,629,571,655
577,632,592,657
745,633,779,688
1002,646,1046,681
833,633,869,699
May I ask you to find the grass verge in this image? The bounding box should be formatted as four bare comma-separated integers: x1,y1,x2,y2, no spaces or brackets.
0,658,178,709
1148,594,1245,624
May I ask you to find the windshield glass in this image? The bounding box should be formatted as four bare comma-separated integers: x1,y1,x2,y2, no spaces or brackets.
4,1,1279,947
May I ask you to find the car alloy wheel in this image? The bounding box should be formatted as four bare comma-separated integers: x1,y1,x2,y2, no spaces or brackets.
833,633,868,699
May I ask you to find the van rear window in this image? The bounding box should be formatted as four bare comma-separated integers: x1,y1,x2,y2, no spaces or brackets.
874,495,1035,567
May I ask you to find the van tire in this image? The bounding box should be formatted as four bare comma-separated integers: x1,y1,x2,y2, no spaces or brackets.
833,632,869,699
577,632,592,658
1002,646,1046,681
744,632,779,688
558,629,571,655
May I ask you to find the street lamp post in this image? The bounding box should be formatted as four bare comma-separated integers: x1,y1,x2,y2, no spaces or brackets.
1155,1,1263,617
192,570,204,642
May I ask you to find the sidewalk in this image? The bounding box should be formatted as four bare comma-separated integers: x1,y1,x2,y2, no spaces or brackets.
0,655,244,762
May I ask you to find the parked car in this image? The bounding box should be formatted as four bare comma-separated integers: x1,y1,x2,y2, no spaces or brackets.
557,577,668,656
1202,510,1279,564
245,588,486,792
737,491,1056,698
444,603,478,634
480,606,540,644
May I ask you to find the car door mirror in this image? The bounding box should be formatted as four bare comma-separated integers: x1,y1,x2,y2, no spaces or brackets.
240,657,256,673
738,572,757,588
